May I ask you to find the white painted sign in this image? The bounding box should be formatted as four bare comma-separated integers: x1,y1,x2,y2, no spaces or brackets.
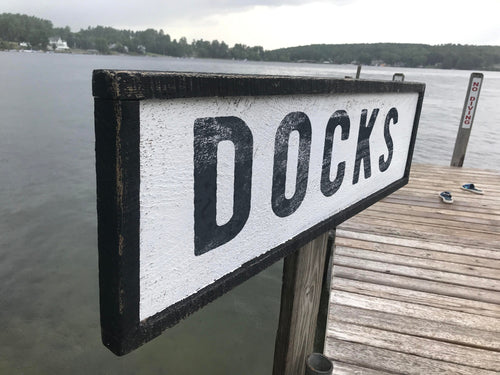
461,75,482,129
93,70,424,355
139,92,418,320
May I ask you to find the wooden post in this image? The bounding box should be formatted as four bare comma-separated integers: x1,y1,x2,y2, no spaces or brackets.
451,72,484,167
273,231,330,375
313,230,335,354
356,65,362,79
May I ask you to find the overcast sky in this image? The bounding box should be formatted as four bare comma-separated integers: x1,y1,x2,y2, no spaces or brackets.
2,0,500,49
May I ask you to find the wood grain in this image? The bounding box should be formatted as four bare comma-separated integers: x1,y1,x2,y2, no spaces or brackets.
328,321,500,370
325,339,499,375
324,164,500,374
329,304,500,350
273,232,330,375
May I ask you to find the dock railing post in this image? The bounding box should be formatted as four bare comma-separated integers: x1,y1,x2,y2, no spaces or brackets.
272,231,331,375
356,65,362,79
451,72,484,167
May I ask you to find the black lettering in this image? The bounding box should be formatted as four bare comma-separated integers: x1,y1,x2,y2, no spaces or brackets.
272,112,312,217
193,116,253,256
321,110,350,196
353,109,379,184
379,107,398,172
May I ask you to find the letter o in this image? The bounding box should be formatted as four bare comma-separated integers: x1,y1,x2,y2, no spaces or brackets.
271,112,312,218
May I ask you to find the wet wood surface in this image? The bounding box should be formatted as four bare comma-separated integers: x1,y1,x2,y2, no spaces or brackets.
324,164,500,374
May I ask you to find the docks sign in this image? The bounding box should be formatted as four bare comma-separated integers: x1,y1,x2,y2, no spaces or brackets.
93,70,425,355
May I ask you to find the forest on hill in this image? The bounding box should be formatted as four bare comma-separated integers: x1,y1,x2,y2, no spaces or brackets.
1,13,500,71
267,43,500,70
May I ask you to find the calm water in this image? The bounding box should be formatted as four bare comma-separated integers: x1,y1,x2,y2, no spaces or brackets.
0,52,499,374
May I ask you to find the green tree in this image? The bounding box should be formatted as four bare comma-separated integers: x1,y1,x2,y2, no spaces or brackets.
94,38,109,54
0,13,52,49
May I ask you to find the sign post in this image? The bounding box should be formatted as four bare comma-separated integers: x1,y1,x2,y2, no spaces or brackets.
273,231,330,375
93,70,425,356
451,72,483,167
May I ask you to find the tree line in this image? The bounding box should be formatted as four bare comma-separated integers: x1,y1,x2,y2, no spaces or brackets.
0,13,265,60
267,43,500,70
1,13,499,70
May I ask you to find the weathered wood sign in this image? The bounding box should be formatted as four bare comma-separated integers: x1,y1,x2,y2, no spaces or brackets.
93,70,425,355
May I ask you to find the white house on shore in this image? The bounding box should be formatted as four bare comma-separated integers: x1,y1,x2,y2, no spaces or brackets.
48,37,69,51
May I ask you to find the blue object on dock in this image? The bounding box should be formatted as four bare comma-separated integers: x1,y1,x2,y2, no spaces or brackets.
461,183,484,194
439,191,454,204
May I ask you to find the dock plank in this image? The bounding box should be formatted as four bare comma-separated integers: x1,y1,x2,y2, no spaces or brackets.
335,237,500,269
330,290,500,332
329,304,500,350
333,266,500,304
325,339,499,375
327,321,500,370
335,246,500,280
335,230,500,260
332,361,393,375
331,277,500,318
333,256,500,291
325,164,500,374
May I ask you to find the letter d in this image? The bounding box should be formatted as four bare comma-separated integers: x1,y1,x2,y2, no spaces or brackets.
193,117,253,256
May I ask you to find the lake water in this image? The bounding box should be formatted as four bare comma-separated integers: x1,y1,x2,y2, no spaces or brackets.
0,52,499,374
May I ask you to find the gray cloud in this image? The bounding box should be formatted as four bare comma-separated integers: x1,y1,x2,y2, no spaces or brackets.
1,0,342,31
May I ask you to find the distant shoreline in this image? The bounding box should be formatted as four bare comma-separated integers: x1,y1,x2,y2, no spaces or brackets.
3,48,500,72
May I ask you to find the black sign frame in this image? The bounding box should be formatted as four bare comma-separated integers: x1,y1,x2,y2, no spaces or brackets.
93,70,425,355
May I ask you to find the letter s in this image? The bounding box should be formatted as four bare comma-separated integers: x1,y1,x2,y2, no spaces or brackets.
379,107,398,172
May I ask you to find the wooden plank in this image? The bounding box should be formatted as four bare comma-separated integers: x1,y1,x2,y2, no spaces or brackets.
325,164,500,373
408,169,500,180
407,174,500,190
384,188,499,206
381,195,500,216
407,169,500,181
335,230,500,260
364,203,500,227
273,232,329,375
363,201,500,225
333,266,500,304
330,290,500,332
339,221,499,249
329,304,500,350
404,182,500,194
390,190,500,206
357,208,500,234
343,216,500,245
409,163,499,176
393,188,500,204
390,194,500,210
335,246,500,280
409,170,500,185
397,185,500,199
334,237,500,269
331,277,500,318
325,338,499,375
327,321,500,370
333,255,500,291
332,361,392,375
404,176,499,189
406,174,500,188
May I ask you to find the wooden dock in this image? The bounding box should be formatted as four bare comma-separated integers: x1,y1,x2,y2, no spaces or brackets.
324,164,500,374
